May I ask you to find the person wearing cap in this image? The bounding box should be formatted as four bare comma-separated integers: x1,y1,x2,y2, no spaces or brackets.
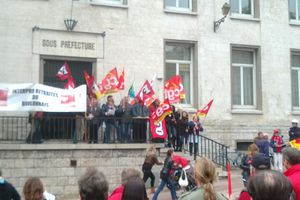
289,119,300,141
270,129,285,172
237,153,271,200
283,147,300,200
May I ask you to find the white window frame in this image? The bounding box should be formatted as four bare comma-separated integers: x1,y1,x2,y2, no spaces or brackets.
165,45,193,106
165,0,192,12
231,0,254,18
232,49,257,109
91,0,123,5
290,0,300,22
292,53,300,110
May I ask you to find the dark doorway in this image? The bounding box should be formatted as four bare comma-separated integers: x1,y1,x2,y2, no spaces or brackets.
43,59,92,88
42,59,93,140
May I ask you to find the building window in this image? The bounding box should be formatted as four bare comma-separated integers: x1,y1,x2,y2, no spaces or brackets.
165,43,193,104
289,0,300,21
90,0,126,6
230,0,254,17
292,53,300,109
232,49,256,108
165,0,193,12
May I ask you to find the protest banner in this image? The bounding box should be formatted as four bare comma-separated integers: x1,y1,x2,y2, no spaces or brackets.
150,118,167,139
150,101,173,125
164,75,185,104
0,83,86,112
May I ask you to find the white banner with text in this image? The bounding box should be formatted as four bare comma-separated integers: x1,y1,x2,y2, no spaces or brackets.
0,83,87,112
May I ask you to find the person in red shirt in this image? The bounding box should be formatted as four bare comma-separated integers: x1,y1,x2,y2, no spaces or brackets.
109,168,148,200
283,147,300,200
172,154,195,190
270,129,285,172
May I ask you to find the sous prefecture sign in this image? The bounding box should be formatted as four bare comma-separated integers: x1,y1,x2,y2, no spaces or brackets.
33,29,104,58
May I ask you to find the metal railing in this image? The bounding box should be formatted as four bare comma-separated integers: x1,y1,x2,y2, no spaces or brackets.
183,134,228,168
0,115,153,144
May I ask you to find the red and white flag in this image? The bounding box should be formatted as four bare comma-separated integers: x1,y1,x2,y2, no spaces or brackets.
164,75,185,104
196,99,214,117
150,100,173,125
64,76,75,89
101,67,119,94
56,61,71,81
150,118,167,139
117,69,125,90
136,80,156,107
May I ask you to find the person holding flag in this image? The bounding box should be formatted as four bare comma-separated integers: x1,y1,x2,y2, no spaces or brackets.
187,115,203,158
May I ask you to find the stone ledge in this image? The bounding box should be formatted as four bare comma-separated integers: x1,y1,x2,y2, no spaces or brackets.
0,143,165,150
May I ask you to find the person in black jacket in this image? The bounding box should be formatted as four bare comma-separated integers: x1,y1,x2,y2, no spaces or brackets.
175,110,189,152
152,149,177,200
239,143,259,186
187,115,203,157
289,119,300,141
0,170,20,200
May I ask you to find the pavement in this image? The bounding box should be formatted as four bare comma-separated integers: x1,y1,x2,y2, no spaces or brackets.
147,169,244,200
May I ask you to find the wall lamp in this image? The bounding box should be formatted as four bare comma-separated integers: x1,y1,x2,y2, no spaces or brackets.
213,2,231,32
64,0,79,31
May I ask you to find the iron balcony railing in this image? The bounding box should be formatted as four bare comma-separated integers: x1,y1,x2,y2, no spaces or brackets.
183,134,229,168
0,115,153,144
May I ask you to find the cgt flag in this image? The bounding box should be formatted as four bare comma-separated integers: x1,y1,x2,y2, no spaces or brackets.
164,75,185,104
101,67,119,94
196,99,214,117
150,100,173,125
136,80,156,107
150,118,167,139
56,61,71,81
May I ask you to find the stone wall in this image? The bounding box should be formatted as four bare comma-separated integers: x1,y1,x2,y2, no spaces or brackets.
0,144,164,200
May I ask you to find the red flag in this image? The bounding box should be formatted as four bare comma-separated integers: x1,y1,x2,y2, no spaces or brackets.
150,101,173,125
64,76,75,89
101,67,119,94
84,71,93,94
196,99,214,117
164,75,185,104
56,61,71,80
84,71,104,100
136,80,156,107
150,118,167,139
117,69,125,90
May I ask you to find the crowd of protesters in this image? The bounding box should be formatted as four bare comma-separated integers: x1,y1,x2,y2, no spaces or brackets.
237,119,300,200
11,114,300,200
1,144,300,200
27,94,206,146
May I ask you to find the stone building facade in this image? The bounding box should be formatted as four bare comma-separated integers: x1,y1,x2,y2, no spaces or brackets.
1,0,300,146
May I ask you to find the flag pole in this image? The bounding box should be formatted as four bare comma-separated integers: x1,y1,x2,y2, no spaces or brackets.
227,162,232,200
